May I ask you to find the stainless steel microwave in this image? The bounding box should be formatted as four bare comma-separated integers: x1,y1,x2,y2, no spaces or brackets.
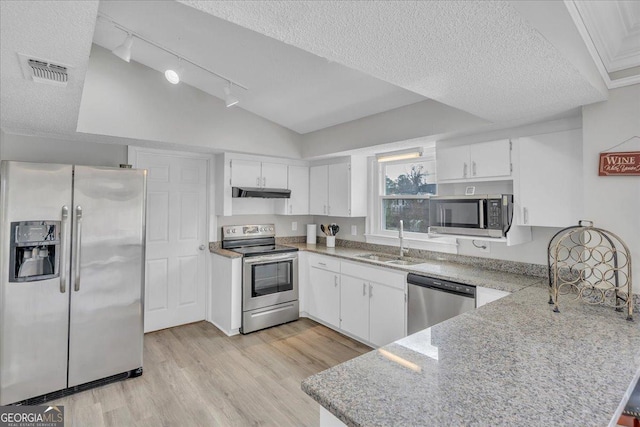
428,194,514,238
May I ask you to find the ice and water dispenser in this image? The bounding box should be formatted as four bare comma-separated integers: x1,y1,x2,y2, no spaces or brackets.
9,221,60,282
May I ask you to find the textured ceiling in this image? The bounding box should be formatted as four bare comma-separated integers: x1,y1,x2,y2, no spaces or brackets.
0,1,98,134
92,1,425,134
180,0,608,123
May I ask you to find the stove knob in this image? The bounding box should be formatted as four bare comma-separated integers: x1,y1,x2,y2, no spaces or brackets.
231,229,236,233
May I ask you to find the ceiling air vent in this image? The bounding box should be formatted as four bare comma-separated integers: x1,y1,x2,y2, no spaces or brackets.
17,53,70,87
28,59,68,85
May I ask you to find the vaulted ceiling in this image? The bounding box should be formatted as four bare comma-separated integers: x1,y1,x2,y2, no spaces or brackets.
1,1,638,149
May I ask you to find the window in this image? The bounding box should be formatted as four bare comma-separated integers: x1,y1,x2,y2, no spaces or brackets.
379,152,436,235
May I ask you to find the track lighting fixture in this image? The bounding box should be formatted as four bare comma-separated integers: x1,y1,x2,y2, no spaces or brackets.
224,84,239,108
100,13,248,104
111,33,134,63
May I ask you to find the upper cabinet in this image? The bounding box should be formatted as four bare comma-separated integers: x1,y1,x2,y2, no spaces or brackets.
437,139,512,182
283,165,309,215
513,129,582,227
217,154,309,216
309,157,367,217
230,159,287,189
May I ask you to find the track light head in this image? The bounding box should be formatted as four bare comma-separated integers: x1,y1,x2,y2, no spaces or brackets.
165,58,183,84
224,85,239,108
111,34,134,62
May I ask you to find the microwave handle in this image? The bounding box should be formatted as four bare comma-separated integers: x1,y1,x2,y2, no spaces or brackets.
479,200,485,229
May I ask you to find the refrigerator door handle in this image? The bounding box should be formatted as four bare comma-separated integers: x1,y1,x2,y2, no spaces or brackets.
74,205,83,292
60,205,69,293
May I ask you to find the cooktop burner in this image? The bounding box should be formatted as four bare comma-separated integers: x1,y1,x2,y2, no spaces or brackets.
230,244,298,257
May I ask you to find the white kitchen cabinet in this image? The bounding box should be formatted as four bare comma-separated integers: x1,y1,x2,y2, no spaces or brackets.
209,253,242,336
340,261,406,347
309,165,328,215
437,140,512,182
476,287,510,308
514,129,582,227
369,282,406,347
261,162,288,189
340,275,370,340
308,157,367,217
230,159,262,188
327,163,350,216
230,159,287,189
436,145,469,181
283,165,309,215
308,265,341,328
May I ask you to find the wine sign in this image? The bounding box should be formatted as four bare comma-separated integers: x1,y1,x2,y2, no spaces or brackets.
599,151,640,176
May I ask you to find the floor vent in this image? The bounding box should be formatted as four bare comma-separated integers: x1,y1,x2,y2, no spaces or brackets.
18,53,70,87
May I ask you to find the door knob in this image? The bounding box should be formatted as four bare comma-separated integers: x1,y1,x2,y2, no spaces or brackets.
199,244,206,251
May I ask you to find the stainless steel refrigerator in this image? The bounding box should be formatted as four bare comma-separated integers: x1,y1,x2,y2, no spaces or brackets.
0,161,146,405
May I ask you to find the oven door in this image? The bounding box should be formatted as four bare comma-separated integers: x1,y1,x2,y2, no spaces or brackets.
242,253,298,311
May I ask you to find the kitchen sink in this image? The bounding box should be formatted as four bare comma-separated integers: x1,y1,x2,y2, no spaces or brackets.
385,259,419,266
354,253,421,266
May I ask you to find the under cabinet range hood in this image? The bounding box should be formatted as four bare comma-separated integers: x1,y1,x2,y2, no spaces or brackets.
232,186,291,198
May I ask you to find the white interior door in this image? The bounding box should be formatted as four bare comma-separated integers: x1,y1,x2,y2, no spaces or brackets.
134,151,208,332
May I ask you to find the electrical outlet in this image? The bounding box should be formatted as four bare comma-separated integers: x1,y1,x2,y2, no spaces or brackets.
292,221,297,231
351,225,357,236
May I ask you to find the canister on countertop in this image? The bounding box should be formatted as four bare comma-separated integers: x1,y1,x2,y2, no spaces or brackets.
306,224,317,244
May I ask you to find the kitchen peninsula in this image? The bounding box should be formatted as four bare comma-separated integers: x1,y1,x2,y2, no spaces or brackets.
303,279,640,426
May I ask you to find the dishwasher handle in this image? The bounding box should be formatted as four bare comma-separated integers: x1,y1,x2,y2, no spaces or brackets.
407,273,476,298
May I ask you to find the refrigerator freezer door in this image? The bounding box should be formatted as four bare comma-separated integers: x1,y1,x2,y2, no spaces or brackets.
0,161,72,405
68,166,146,387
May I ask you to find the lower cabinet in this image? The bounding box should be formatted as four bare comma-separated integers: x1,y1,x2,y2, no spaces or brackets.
369,282,406,347
340,276,406,347
340,275,370,339
308,266,341,328
340,261,407,347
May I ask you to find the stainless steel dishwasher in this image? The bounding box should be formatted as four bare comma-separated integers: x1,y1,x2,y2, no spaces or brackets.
407,273,476,335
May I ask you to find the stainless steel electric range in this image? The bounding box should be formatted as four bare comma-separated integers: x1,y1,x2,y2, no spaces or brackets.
221,224,299,334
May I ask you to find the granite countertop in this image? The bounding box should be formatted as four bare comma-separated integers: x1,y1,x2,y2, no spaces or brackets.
289,243,542,293
302,285,640,427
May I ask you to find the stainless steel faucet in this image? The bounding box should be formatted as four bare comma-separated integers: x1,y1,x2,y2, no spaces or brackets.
399,220,409,258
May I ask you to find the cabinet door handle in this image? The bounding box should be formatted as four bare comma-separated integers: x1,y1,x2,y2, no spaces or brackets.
263,177,266,187
472,161,477,176
256,177,260,186
323,204,327,214
334,275,338,287
362,282,366,296
523,207,529,224
463,163,468,178
318,262,327,267
369,283,373,298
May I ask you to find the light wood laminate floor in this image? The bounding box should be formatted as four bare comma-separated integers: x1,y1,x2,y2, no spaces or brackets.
51,318,371,426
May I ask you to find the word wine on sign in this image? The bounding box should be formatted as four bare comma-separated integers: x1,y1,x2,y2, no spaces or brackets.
598,151,640,176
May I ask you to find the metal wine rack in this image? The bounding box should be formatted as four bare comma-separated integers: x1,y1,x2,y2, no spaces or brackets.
547,220,633,321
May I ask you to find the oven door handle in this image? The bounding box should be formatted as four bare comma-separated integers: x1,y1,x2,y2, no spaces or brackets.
243,253,298,264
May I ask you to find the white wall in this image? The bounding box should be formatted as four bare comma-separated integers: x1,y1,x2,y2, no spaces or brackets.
582,84,640,293
0,132,127,166
77,45,303,158
301,100,489,158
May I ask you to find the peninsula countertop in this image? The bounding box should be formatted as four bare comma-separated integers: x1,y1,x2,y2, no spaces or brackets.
302,284,640,426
